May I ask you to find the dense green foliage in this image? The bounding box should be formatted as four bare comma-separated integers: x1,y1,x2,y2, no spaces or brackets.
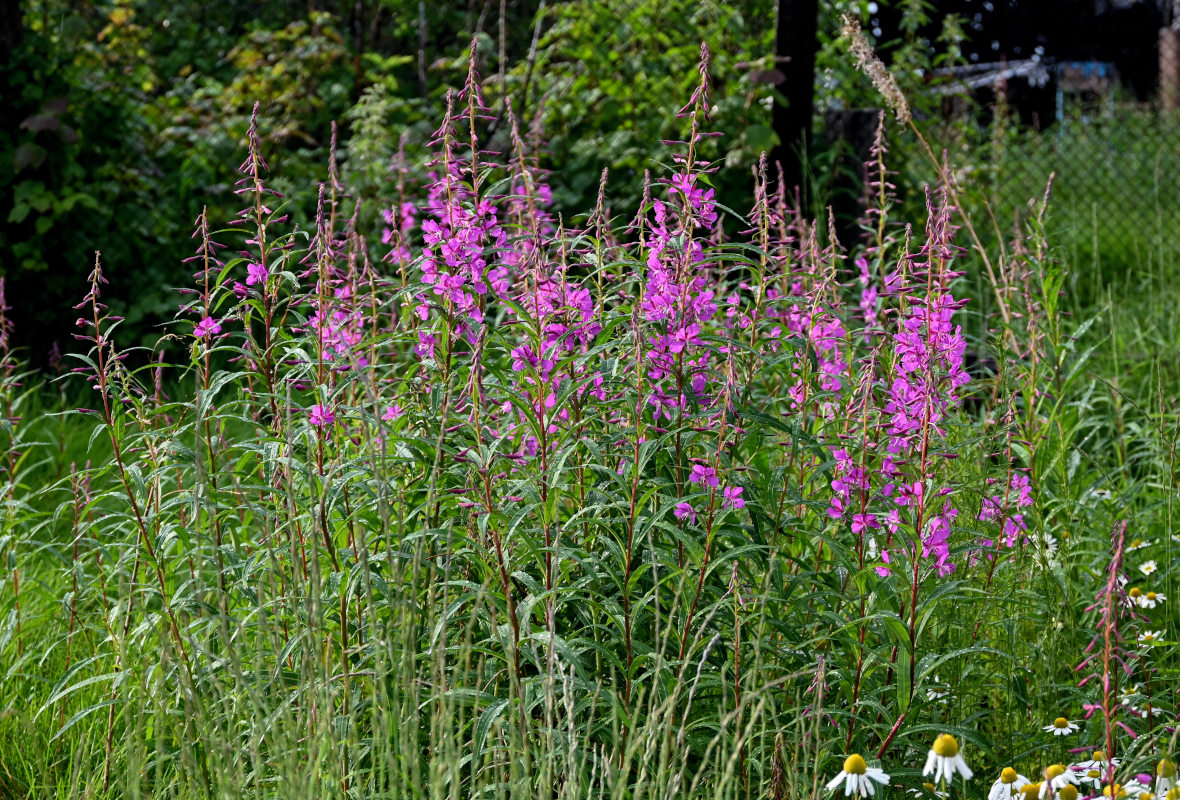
1,0,783,356
4,0,1171,359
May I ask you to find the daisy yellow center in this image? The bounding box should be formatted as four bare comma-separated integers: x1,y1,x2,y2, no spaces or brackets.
1131,539,1145,548
1147,592,1158,601
1144,633,1155,641
1105,786,1126,799
1167,791,1179,800
933,734,959,757
1046,765,1067,779
1093,752,1107,762
1053,717,1070,729
1021,783,1044,800
1002,768,1020,784
924,783,937,792
1089,771,1102,779
1130,588,1143,598
1140,794,1154,800
1160,760,1177,778
1061,786,1080,800
844,754,868,775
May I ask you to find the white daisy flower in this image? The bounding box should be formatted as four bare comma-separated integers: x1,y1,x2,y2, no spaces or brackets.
927,676,952,704
1135,702,1166,719
1103,781,1151,800
1073,752,1119,790
1119,684,1142,708
1031,534,1060,569
1139,560,1159,576
990,769,1032,800
1157,759,1177,795
1138,630,1165,645
1127,588,1166,609
1127,538,1153,552
1039,765,1080,799
923,734,974,784
1044,717,1080,736
908,783,947,800
826,754,890,797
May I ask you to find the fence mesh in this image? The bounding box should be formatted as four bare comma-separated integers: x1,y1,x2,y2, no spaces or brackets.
823,26,1180,279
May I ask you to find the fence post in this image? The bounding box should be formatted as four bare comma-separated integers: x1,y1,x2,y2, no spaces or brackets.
1161,27,1180,112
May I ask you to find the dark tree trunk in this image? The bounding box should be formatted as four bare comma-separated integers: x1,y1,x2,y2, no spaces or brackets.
769,0,818,201
0,0,23,64
417,0,428,98
825,108,880,247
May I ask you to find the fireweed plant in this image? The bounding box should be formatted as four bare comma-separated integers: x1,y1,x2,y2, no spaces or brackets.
0,41,1176,800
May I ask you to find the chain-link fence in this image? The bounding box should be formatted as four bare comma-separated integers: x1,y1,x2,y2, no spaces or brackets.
825,18,1180,281
941,48,1180,266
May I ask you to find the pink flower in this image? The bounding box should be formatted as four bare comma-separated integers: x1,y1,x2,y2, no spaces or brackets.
827,496,846,519
308,404,335,427
674,501,696,524
194,317,222,338
246,262,268,286
723,485,745,509
851,513,879,534
382,404,403,421
415,331,437,359
689,463,719,488
895,481,923,507
670,172,695,196
1012,473,1033,507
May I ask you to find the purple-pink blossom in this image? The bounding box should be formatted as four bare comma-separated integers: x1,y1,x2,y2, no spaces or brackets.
246,262,268,286
308,404,336,427
194,317,221,338
689,463,719,488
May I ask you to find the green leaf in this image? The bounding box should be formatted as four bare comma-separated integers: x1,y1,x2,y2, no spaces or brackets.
472,698,510,764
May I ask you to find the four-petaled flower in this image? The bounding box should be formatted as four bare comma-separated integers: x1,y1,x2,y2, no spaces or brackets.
723,485,745,509
309,404,336,427
246,262,269,286
690,463,719,488
194,317,222,338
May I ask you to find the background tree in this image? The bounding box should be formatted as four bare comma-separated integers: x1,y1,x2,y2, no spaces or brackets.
769,0,818,199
